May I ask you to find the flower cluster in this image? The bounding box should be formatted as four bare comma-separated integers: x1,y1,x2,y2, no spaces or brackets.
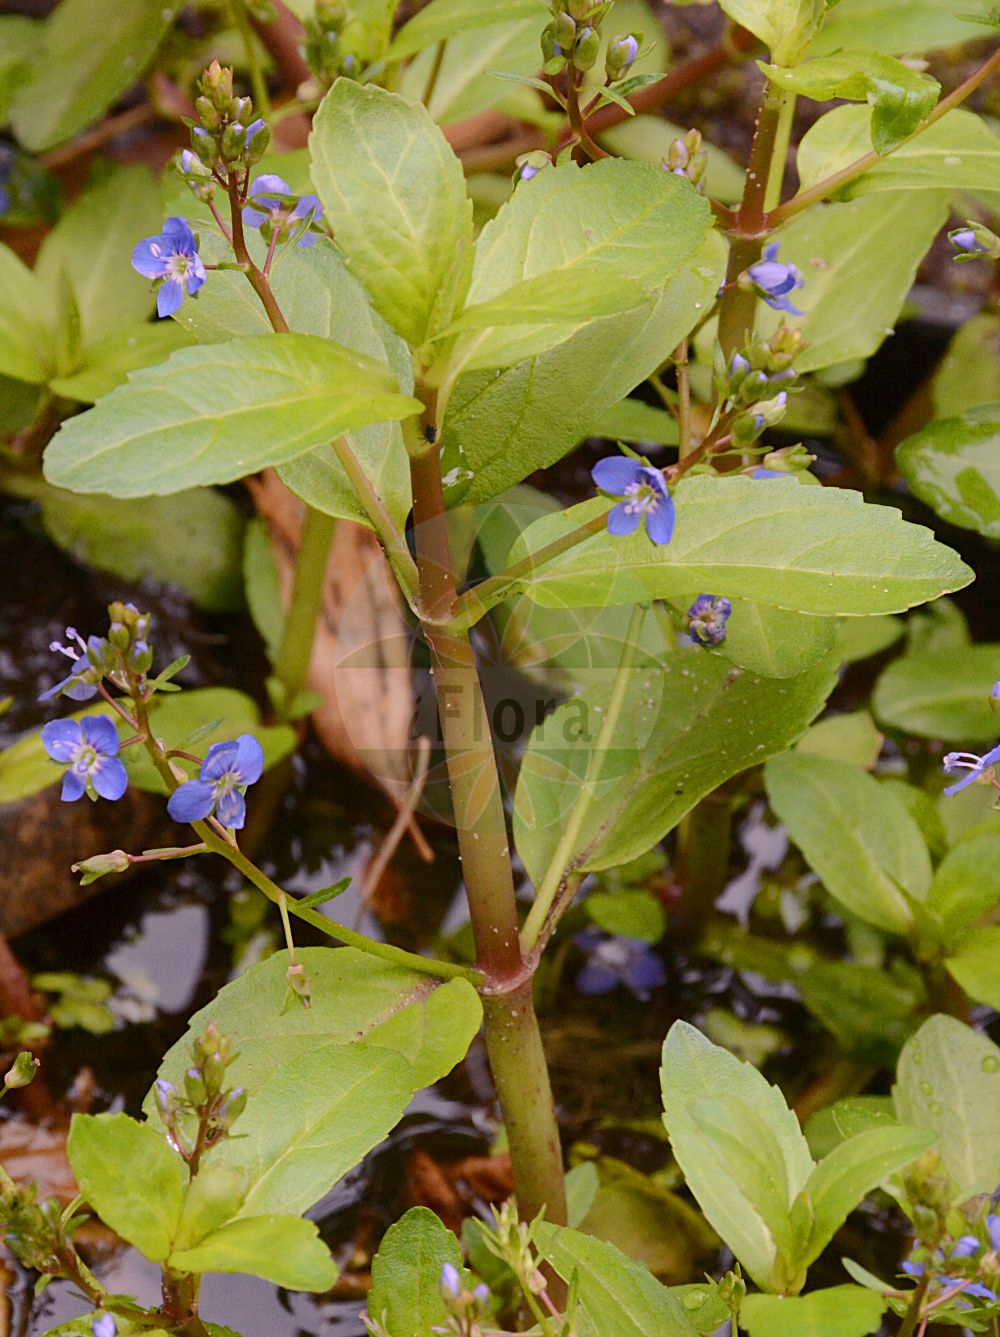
302,0,361,85
440,1262,490,1326
574,929,666,998
591,456,675,546
687,594,732,646
186,61,270,176
740,243,805,315
902,1212,1000,1306
664,128,707,190
540,0,631,78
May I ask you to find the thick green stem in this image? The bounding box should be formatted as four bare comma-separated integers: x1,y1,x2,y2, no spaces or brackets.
897,1274,929,1337
404,407,567,1229
716,80,793,360
521,605,646,952
272,505,336,713
161,1269,209,1337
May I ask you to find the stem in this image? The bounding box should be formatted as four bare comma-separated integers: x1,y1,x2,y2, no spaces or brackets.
206,834,477,983
422,40,447,109
767,43,1000,229
328,435,419,601
271,505,336,712
566,75,609,162
764,91,796,212
404,400,568,1229
716,80,793,359
161,1269,210,1337
227,173,289,334
228,0,271,118
897,1275,929,1337
675,340,693,458
521,605,645,952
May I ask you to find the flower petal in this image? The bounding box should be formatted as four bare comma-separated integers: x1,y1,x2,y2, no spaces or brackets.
250,174,291,197
215,786,247,829
41,719,83,762
943,769,982,796
201,740,240,782
91,757,128,801
161,216,197,252
61,768,87,801
606,500,642,536
576,960,620,995
63,677,100,702
81,715,119,757
645,495,676,546
167,780,216,823
131,237,168,279
157,279,184,318
232,734,264,786
623,950,666,993
592,455,641,495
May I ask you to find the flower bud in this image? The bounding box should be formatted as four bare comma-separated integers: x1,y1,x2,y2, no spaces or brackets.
566,0,592,19
195,96,222,130
540,24,568,72
515,150,551,183
244,119,270,163
71,850,130,887
4,1052,39,1090
606,32,639,79
216,1087,247,1133
573,24,600,70
154,1078,180,1125
727,352,750,392
738,368,770,402
553,10,577,47
184,1066,207,1108
221,122,248,163
732,412,766,448
949,222,1000,261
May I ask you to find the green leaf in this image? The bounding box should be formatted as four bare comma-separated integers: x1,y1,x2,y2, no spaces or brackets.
169,1215,336,1291
799,962,920,1064
172,1163,246,1253
590,397,679,446
893,1013,1000,1199
514,645,837,883
872,642,1000,743
439,159,712,390
799,1124,936,1267
508,477,972,615
759,193,948,372
0,17,39,126
669,1095,800,1289
43,334,420,498
923,833,1000,948
810,0,985,56
243,519,284,663
48,321,196,403
67,1113,186,1262
367,1207,461,1335
661,1021,814,1195
796,711,883,770
400,17,545,125
534,1222,720,1336
741,1285,887,1337
10,0,178,152
386,0,546,59
309,80,473,347
148,949,481,1212
797,106,1000,200
35,167,160,350
804,1096,899,1161
715,0,825,62
177,234,414,531
439,232,727,504
588,890,666,943
932,316,1000,418
0,243,54,383
945,926,1000,1010
765,752,932,933
37,485,245,612
835,615,903,664
713,601,838,679
760,53,939,154
896,403,1000,540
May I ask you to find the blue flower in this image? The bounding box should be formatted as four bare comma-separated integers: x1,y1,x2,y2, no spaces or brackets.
745,243,804,314
440,1263,460,1298
592,457,675,545
941,744,1000,796
92,1316,116,1337
952,1235,981,1259
167,734,264,830
131,217,206,317
688,594,732,646
242,174,323,247
41,716,127,804
951,228,989,255
38,627,104,703
751,467,793,480
574,929,666,998
987,1213,1000,1252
